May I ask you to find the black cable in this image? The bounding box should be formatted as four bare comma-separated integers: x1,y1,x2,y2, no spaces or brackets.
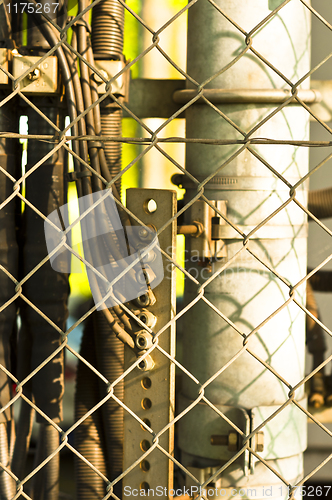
31,6,142,345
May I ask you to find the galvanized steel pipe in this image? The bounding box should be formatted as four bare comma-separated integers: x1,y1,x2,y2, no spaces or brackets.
179,1,310,498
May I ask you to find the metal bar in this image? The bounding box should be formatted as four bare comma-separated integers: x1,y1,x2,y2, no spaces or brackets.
173,88,319,104
123,188,177,499
121,79,324,119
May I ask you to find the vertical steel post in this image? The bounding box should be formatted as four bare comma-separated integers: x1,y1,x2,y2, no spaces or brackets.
179,1,310,497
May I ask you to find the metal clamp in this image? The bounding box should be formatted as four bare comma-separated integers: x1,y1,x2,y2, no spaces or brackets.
66,171,92,182
94,59,129,99
184,199,227,259
12,55,59,94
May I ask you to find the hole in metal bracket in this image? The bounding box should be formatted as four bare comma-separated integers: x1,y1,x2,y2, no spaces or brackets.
141,397,152,410
140,440,151,452
140,460,150,472
140,482,150,492
141,377,152,389
144,198,157,214
141,418,151,431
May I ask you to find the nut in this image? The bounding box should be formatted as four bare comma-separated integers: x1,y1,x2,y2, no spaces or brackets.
136,266,156,286
134,289,157,308
135,331,153,350
254,431,264,452
228,431,238,452
137,354,155,371
142,249,156,263
139,227,149,238
137,309,157,328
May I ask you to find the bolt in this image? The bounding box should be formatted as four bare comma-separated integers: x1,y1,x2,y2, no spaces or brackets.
93,69,108,84
211,435,228,446
136,309,157,328
138,227,150,239
136,266,156,286
134,289,156,308
143,249,156,263
137,354,155,372
135,331,153,350
228,431,238,452
27,68,40,81
210,431,238,452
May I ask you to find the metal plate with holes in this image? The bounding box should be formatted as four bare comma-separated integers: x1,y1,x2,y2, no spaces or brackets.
12,55,58,94
124,189,177,498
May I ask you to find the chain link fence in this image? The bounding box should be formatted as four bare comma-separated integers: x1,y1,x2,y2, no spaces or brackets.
1,0,332,498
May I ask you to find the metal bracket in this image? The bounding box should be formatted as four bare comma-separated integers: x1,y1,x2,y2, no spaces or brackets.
12,55,59,94
178,394,250,476
123,188,177,498
123,78,324,119
185,200,227,259
94,59,128,99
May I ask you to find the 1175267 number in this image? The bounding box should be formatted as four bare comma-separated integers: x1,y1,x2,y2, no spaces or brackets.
287,486,332,497
6,3,59,14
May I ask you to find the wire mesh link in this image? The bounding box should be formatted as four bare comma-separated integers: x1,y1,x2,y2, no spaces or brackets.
1,0,332,498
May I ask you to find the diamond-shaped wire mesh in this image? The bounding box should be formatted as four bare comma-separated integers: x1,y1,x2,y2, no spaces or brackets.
1,0,332,499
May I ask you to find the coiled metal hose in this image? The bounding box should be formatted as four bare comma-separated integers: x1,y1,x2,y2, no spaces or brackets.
0,423,15,499
100,108,123,196
90,0,125,492
91,0,124,60
93,311,124,498
75,316,107,500
29,424,60,500
308,187,332,219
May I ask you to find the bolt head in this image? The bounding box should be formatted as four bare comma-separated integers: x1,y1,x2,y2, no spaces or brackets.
93,69,108,84
143,250,156,263
137,354,154,371
138,227,149,239
136,269,147,285
28,68,40,81
135,331,153,350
